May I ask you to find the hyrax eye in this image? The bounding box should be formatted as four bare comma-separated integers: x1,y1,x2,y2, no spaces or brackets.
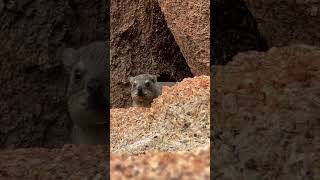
132,83,137,88
74,69,82,80
145,82,150,87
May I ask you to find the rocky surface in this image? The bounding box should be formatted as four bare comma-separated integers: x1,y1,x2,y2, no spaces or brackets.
158,0,210,75
111,145,210,180
0,76,211,179
0,45,319,179
0,145,108,180
0,144,209,180
213,44,320,179
0,0,107,149
244,0,320,48
111,76,210,153
1,0,319,179
110,0,193,108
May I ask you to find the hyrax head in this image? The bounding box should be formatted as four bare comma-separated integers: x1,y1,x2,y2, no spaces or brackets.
129,74,159,106
62,42,107,126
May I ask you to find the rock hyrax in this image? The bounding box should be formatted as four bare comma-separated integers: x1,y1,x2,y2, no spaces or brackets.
62,41,108,145
129,74,175,107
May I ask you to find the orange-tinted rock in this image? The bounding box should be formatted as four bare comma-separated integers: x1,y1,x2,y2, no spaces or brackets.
111,76,210,154
111,145,210,180
158,0,210,75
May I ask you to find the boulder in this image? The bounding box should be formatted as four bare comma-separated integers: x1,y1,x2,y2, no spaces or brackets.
158,0,210,75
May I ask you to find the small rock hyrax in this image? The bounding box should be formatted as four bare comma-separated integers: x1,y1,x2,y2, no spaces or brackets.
62,41,108,145
129,74,176,107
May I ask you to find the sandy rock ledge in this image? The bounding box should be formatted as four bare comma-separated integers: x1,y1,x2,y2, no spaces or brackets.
111,76,210,154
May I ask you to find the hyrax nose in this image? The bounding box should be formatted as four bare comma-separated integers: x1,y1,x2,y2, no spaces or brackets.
78,95,88,106
137,86,144,96
87,79,101,95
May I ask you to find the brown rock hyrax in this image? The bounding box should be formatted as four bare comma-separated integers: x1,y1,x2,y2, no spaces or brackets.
129,74,176,107
62,41,108,145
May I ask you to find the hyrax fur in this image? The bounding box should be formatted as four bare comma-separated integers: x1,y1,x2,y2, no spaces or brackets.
129,74,175,107
62,41,108,145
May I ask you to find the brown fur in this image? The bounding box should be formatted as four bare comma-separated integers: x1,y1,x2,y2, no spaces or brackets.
129,74,176,107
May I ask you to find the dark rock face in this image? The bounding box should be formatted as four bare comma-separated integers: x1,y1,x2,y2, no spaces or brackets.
0,0,108,149
214,0,268,65
0,145,108,179
244,0,320,48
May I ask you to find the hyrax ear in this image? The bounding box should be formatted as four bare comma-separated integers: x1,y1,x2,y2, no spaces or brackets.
129,77,134,84
61,48,77,72
150,75,157,83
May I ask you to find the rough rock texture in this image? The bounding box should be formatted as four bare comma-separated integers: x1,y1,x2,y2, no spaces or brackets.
0,145,209,179
0,76,210,179
111,145,210,179
110,0,193,108
0,145,107,180
213,45,320,179
244,0,320,47
158,0,210,75
111,76,210,154
2,45,319,179
0,0,107,149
